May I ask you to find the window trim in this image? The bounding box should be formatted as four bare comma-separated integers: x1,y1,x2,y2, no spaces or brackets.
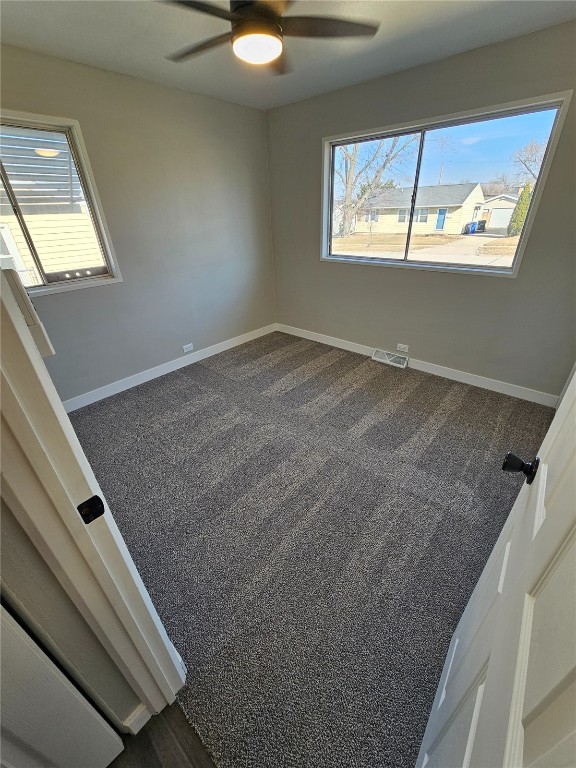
1,109,122,296
321,91,573,278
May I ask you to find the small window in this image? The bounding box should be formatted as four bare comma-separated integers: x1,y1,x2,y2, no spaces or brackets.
324,95,569,275
0,115,119,292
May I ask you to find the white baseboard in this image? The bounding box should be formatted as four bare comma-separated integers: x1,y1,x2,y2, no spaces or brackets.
63,324,276,412
122,703,151,735
407,358,558,407
275,323,558,407
63,321,558,412
274,324,375,357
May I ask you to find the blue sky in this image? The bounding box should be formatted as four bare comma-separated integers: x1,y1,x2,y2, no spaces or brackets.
418,107,558,186
332,107,558,199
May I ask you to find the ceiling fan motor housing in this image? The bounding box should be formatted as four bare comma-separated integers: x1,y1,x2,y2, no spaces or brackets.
230,0,284,47
232,17,283,45
165,0,380,70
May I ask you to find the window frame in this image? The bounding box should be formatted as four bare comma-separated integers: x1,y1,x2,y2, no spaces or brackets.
321,91,573,278
414,208,429,223
1,109,122,296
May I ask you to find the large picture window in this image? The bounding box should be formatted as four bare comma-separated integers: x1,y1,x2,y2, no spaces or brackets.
323,95,570,275
0,114,119,292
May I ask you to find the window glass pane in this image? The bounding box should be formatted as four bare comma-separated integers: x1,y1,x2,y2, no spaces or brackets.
0,179,42,287
0,124,110,283
408,108,558,268
330,132,421,260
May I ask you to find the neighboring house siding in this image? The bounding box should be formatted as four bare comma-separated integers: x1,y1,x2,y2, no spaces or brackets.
458,188,486,231
355,207,466,234
354,210,409,234
1,213,104,279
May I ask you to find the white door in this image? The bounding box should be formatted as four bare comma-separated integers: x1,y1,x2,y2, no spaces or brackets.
1,269,186,739
1,606,123,768
417,371,576,768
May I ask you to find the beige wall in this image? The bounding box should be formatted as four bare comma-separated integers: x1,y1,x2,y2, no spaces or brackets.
267,22,576,395
0,44,275,401
2,26,575,399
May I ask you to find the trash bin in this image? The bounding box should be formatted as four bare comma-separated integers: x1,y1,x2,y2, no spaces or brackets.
469,221,477,234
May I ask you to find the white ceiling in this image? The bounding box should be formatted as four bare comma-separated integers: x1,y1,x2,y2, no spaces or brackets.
1,1,575,110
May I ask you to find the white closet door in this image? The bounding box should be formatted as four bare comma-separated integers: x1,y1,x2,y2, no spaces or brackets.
417,371,576,767
1,606,123,768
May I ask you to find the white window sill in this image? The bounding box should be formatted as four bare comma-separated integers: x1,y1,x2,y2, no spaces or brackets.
27,274,123,297
321,254,517,278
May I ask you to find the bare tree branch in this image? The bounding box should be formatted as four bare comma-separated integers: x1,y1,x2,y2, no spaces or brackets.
512,140,545,182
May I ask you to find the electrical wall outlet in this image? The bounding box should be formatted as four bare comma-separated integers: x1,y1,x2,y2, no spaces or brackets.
396,343,409,353
182,343,194,353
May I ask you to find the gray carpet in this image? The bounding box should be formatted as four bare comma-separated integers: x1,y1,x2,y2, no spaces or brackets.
70,332,553,768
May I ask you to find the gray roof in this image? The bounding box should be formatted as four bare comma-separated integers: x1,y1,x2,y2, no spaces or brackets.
365,183,482,210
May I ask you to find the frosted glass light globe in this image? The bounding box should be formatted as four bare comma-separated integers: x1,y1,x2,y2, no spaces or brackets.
232,33,282,65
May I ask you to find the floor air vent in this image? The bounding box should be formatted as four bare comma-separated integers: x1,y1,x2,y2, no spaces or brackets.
372,349,409,368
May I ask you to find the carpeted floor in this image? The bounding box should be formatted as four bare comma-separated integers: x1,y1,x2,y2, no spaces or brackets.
70,332,553,768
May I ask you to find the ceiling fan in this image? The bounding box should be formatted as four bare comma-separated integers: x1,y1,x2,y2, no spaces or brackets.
164,1,379,74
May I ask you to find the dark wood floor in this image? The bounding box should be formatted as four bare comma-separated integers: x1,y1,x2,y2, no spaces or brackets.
110,702,216,768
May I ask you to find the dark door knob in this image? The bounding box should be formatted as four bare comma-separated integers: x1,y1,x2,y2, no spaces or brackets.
502,452,539,485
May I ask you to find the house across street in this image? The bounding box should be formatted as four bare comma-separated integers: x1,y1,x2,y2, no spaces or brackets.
331,182,520,267
354,182,486,236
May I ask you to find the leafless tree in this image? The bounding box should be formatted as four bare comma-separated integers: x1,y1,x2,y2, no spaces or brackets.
333,135,418,236
512,140,545,183
482,173,515,197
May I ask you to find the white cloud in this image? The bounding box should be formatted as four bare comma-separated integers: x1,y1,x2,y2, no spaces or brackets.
461,137,482,145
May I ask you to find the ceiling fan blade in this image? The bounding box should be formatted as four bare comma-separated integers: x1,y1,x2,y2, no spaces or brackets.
166,32,232,62
269,50,292,75
282,16,379,38
166,1,236,22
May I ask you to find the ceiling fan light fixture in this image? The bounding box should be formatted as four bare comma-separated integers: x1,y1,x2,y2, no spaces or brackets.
232,21,282,65
34,148,61,158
